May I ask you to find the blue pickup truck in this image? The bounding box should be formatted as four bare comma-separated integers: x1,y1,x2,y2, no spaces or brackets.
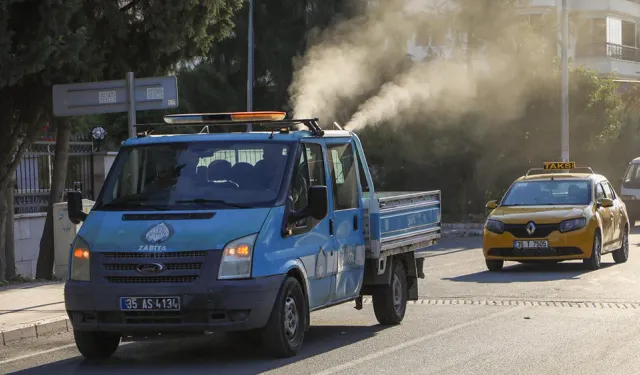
64,111,441,359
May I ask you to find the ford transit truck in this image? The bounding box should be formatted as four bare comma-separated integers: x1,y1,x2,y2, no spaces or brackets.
64,111,442,359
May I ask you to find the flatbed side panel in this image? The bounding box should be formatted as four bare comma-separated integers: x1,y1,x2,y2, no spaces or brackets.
373,191,442,258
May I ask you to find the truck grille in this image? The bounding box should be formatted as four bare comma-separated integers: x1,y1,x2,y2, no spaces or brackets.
105,276,199,284
101,251,207,284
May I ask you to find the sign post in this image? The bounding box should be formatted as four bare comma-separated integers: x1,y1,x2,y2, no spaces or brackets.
53,72,179,137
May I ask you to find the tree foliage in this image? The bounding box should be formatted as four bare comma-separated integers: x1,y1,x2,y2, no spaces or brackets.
1,0,242,279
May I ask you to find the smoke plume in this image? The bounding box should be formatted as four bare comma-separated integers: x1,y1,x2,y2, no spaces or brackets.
289,0,555,130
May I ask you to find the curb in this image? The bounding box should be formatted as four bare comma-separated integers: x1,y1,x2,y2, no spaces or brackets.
1,316,70,346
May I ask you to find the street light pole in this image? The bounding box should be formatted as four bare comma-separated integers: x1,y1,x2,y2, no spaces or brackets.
247,0,254,131
561,0,570,162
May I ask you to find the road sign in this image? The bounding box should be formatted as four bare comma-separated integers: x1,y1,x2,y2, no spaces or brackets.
52,75,178,117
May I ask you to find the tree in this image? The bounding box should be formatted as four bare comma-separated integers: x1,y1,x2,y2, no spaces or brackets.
0,0,243,280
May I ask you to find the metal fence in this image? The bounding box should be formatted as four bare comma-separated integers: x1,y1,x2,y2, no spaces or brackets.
14,138,95,215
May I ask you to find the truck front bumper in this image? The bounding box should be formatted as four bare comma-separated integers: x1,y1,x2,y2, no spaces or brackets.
65,274,284,335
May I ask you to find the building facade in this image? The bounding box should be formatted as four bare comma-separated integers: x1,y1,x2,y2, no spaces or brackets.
407,0,640,79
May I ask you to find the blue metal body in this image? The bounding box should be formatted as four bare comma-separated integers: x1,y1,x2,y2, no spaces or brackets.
65,128,441,336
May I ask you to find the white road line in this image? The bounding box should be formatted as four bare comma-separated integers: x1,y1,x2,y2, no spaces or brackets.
314,306,525,375
0,342,133,365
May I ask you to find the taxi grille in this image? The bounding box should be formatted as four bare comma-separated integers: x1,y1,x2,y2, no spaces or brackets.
504,223,559,238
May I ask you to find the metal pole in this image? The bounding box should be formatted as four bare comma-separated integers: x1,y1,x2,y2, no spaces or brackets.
561,0,570,162
126,72,139,193
126,72,136,138
247,0,254,132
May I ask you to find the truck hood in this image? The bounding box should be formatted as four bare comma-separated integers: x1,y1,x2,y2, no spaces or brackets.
77,208,272,252
490,206,588,224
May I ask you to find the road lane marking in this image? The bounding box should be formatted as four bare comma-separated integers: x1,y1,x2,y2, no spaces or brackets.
314,306,525,375
0,342,133,365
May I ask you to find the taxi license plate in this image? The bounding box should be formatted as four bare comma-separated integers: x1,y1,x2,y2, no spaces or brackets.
514,240,549,249
120,297,180,311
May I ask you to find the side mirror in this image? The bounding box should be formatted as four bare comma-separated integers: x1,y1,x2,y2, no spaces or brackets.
288,185,329,225
600,197,614,208
486,200,498,210
308,185,329,220
67,191,87,225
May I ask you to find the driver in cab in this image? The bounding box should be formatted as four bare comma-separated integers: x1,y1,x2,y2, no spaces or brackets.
482,162,630,272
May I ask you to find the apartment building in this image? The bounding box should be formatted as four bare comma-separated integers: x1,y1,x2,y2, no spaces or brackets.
408,0,640,80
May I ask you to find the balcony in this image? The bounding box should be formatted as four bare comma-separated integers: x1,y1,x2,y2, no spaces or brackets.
570,0,640,17
575,42,640,78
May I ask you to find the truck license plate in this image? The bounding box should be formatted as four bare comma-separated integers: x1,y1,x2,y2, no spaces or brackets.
514,240,549,249
120,297,180,311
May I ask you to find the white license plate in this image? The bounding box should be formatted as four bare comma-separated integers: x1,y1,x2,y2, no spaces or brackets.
514,240,549,249
120,296,181,311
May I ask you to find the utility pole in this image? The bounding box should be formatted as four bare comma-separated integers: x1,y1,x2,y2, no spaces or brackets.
247,0,254,131
561,0,570,162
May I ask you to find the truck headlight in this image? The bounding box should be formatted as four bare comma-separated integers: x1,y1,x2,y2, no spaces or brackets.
559,217,586,233
485,219,504,234
218,234,257,280
70,236,91,281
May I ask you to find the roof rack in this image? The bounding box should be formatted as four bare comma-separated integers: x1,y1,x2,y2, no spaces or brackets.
525,167,594,177
133,112,326,138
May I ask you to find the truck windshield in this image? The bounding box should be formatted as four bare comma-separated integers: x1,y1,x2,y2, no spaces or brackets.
501,180,591,206
95,141,292,210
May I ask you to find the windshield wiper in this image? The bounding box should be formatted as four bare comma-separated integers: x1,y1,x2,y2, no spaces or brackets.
175,198,250,209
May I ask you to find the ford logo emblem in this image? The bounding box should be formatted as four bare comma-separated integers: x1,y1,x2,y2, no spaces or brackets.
136,263,164,274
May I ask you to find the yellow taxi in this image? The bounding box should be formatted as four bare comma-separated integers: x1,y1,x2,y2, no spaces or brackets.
483,162,630,271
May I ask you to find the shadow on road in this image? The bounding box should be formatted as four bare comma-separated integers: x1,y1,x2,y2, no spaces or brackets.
8,324,390,374
442,261,616,284
417,237,481,259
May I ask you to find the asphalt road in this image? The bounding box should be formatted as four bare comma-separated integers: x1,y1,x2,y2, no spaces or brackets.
3,231,640,375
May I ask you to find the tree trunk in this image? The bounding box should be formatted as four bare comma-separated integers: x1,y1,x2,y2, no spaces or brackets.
35,121,72,279
0,188,8,281
5,180,16,279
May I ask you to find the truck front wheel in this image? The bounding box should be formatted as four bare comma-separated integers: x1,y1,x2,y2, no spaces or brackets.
261,276,307,358
372,261,407,325
74,330,120,359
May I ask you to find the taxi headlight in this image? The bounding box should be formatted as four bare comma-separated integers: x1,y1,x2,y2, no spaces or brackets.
485,219,504,234
559,217,586,233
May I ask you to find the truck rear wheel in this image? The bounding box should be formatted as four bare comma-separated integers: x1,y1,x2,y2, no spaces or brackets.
261,276,306,358
373,261,407,325
74,330,120,360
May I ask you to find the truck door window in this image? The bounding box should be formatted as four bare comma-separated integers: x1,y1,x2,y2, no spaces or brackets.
290,143,325,231
328,143,359,210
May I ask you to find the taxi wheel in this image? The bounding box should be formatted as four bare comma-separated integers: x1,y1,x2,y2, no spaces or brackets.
485,259,504,272
613,228,630,264
583,231,602,270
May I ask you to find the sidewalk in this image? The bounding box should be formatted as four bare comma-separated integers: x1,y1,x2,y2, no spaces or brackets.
0,281,68,346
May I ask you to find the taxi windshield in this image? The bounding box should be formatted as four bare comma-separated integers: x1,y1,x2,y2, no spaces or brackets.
501,179,592,206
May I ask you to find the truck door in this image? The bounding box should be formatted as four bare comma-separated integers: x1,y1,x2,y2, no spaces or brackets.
325,138,366,303
288,140,336,309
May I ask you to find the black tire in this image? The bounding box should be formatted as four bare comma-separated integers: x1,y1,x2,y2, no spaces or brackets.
583,231,602,270
74,330,120,360
613,227,630,264
261,276,306,358
485,259,504,272
372,260,408,325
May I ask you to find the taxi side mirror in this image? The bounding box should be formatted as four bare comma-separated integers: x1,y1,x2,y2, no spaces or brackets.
486,200,498,210
599,198,614,208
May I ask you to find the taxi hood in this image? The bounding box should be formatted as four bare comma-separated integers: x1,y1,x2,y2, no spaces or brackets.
76,208,272,252
490,206,588,224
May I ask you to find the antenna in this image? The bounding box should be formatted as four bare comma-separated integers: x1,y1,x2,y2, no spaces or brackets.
333,122,344,130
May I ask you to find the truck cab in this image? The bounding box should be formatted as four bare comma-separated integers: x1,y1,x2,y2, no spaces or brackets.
64,112,441,359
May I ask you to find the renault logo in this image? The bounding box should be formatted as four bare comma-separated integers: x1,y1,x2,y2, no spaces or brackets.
136,263,164,274
526,222,536,236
